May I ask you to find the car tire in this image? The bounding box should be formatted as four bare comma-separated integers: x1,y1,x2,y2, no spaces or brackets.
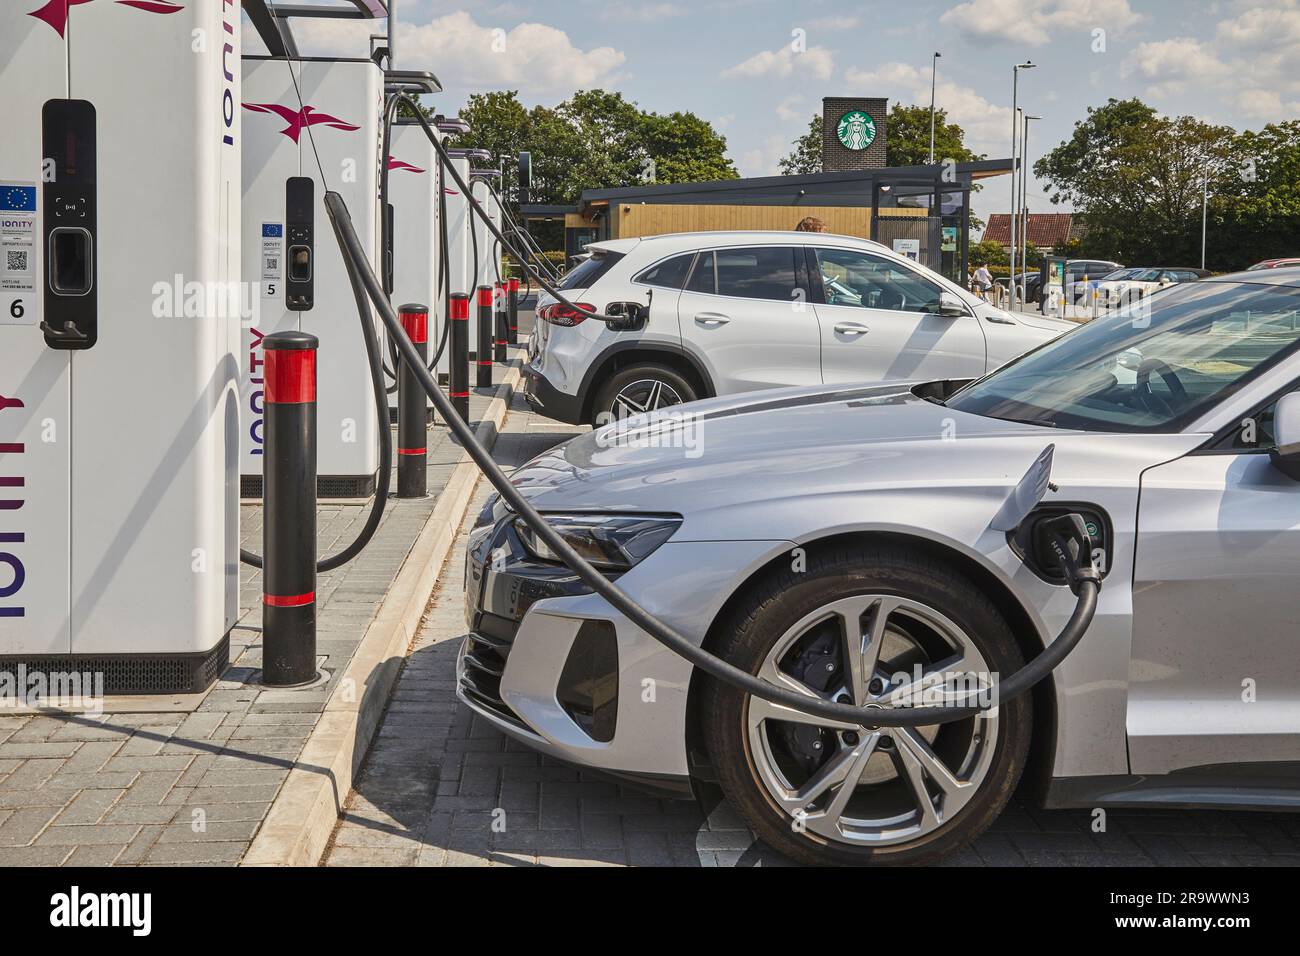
590,363,697,427
701,544,1031,866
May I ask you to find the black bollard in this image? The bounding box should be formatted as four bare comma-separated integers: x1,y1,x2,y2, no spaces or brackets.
397,303,429,498
449,292,471,422
262,331,318,687
494,282,507,363
507,277,520,346
476,286,493,388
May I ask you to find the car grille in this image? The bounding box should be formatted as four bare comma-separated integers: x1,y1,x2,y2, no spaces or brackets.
459,610,528,729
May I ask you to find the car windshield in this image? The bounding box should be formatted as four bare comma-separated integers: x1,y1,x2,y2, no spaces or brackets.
946,281,1300,432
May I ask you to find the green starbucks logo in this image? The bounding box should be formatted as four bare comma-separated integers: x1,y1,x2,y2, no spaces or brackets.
836,110,877,151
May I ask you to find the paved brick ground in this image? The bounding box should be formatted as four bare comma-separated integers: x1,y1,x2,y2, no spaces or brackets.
0,359,521,867
326,396,1300,868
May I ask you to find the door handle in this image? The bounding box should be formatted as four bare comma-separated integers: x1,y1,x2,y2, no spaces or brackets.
694,312,730,326
834,322,870,335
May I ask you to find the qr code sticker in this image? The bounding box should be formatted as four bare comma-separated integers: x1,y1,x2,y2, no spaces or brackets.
5,250,30,274
265,257,279,271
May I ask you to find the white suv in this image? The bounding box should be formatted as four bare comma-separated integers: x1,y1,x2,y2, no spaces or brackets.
524,231,1072,426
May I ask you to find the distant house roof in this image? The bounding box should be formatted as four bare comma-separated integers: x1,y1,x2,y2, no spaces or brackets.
982,213,1076,248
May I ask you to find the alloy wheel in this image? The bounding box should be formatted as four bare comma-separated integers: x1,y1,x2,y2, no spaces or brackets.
746,594,998,848
610,378,684,419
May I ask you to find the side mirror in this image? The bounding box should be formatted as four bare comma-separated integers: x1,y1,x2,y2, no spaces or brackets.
935,292,967,318
1270,392,1300,480
604,301,647,332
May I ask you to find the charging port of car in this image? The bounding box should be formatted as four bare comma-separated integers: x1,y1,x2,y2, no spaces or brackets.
1009,504,1111,586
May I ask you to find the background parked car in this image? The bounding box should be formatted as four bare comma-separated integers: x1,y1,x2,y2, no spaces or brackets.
1067,266,1142,302
525,231,1072,426
1249,258,1300,270
1097,266,1208,306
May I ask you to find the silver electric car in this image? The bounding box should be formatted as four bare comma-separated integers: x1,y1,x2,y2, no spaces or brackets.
459,269,1300,865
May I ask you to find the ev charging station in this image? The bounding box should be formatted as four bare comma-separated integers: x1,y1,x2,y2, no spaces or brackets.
441,152,474,362
470,169,504,294
0,0,241,691
240,22,385,498
386,120,439,413
381,72,442,414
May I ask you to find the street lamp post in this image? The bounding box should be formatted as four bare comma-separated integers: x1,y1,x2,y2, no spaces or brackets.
1022,113,1041,308
929,51,942,165
1009,61,1035,310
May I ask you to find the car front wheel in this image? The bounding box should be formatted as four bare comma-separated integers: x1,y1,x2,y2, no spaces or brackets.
702,545,1031,866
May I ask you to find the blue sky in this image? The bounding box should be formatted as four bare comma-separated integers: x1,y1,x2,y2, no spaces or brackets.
246,0,1300,225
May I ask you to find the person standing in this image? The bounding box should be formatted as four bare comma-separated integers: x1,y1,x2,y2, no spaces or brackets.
973,263,993,301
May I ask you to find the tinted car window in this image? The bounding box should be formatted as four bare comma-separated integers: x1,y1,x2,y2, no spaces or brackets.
715,247,800,302
558,251,624,291
634,253,695,289
686,251,715,294
814,248,945,313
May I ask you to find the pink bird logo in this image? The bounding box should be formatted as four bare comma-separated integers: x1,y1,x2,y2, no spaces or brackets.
387,156,426,174
0,395,24,414
28,0,182,38
243,103,361,143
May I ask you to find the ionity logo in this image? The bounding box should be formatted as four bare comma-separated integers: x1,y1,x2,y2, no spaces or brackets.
0,393,26,620
243,103,361,143
28,0,183,39
388,156,426,174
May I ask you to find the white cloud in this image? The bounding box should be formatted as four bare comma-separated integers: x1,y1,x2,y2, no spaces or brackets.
844,62,1013,154
244,11,625,95
721,45,835,82
940,0,1142,46
1121,37,1230,98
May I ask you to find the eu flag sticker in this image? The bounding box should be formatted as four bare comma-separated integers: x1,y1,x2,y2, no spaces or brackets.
1,184,37,213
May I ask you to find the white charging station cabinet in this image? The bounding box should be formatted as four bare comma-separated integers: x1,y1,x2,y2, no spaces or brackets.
440,156,473,380
0,0,240,692
241,55,383,498
471,180,502,296
387,120,440,409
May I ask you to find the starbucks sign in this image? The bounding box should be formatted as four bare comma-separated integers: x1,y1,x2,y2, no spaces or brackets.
836,110,877,151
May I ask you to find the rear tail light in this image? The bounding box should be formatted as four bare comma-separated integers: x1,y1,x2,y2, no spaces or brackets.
539,302,596,327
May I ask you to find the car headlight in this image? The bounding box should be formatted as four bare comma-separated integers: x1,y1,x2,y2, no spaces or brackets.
513,513,682,572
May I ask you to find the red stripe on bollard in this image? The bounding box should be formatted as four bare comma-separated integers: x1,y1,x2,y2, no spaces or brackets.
451,296,470,321
265,349,316,404
450,391,470,398
399,307,428,344
397,448,425,456
508,278,520,293
265,592,315,608
477,287,493,308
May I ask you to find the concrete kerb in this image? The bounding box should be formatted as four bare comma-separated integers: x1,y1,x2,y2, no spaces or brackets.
241,361,522,866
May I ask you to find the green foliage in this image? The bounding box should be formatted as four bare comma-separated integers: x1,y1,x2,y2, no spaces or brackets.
969,239,1008,267
450,88,738,246
778,105,984,175
1034,98,1300,271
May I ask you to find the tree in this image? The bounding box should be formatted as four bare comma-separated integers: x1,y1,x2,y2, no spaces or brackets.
1033,98,1236,267
778,105,984,175
969,238,1008,267
779,115,823,175
1209,121,1300,270
450,88,737,250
